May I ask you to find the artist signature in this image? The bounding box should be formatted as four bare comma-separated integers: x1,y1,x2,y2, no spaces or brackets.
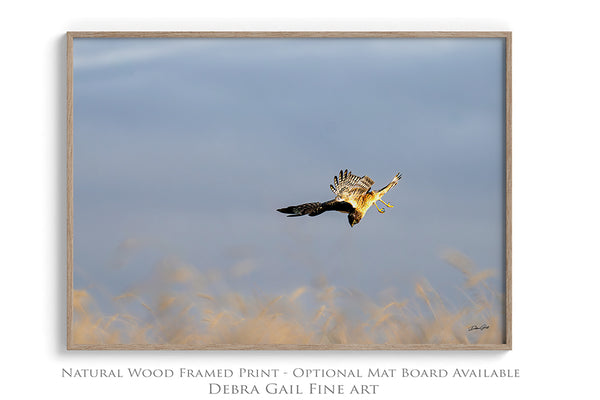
467,323,490,332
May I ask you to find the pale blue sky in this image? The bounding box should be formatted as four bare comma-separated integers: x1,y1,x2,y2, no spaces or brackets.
73,37,506,314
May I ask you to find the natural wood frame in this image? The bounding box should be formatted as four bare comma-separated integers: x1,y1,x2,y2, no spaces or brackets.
67,31,512,350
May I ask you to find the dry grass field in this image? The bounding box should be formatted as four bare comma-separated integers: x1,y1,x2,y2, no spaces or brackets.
72,249,503,346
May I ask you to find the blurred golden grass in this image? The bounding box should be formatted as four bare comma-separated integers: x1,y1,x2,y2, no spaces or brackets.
72,249,504,346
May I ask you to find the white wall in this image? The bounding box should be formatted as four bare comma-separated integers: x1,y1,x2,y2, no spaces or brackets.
1,1,598,398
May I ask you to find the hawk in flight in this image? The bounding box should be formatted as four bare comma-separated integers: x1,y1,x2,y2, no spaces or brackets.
277,169,402,227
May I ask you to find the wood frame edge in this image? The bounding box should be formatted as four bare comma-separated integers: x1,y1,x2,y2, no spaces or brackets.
65,31,513,351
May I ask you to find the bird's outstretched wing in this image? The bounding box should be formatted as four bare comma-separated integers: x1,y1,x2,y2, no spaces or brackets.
330,169,374,202
277,200,354,217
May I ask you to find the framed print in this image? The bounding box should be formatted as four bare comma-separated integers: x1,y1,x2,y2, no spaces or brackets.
67,31,511,350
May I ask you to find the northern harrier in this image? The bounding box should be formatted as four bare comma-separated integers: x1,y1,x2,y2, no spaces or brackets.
277,169,402,227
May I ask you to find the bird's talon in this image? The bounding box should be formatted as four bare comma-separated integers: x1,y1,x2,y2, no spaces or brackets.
380,200,394,208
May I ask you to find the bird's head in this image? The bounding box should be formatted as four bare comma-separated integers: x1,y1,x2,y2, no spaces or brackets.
348,212,362,227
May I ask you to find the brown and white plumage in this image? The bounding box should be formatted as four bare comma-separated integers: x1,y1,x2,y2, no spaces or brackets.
277,169,402,227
